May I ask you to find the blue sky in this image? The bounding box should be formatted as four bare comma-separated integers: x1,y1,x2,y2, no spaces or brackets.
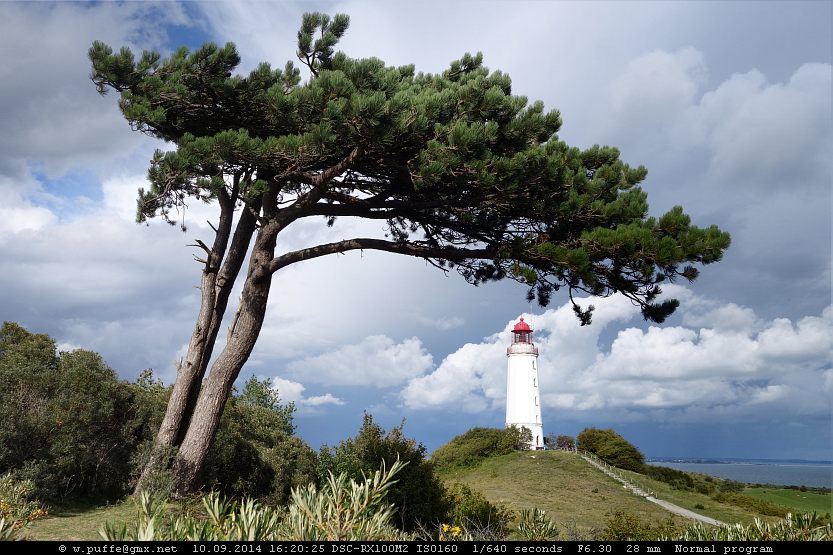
0,1,831,463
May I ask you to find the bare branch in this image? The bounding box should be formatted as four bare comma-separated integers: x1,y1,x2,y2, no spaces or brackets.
188,239,211,254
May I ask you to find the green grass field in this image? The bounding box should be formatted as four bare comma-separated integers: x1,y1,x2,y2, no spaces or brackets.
743,488,833,515
24,499,136,541
436,450,761,535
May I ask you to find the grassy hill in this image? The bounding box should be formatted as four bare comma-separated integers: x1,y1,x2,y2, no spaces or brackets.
24,449,829,540
437,450,772,535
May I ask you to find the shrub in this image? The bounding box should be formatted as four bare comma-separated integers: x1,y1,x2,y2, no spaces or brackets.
443,483,512,539
673,513,833,541
601,510,679,540
280,459,409,540
431,426,532,469
0,473,47,540
261,436,318,506
0,333,153,501
516,508,559,540
642,464,695,490
0,325,318,506
200,397,276,499
318,413,446,531
0,323,170,502
577,428,645,472
717,479,745,493
102,460,409,541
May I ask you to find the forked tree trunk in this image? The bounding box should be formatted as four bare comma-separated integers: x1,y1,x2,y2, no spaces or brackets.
168,222,278,497
134,196,259,494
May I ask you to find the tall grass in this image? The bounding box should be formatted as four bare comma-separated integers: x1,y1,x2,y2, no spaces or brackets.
101,459,409,541
672,512,833,541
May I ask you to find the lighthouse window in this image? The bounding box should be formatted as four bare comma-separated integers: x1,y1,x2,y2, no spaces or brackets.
533,378,536,387
535,396,538,406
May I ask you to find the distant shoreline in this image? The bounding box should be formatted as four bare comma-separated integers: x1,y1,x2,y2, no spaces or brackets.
648,457,833,466
648,459,833,489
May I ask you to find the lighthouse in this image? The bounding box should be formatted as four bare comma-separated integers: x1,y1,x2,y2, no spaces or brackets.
505,317,544,450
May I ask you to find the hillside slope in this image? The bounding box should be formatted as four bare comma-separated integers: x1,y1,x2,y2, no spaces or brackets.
437,450,763,533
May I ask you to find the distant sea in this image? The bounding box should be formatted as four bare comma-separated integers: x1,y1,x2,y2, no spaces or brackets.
648,458,833,488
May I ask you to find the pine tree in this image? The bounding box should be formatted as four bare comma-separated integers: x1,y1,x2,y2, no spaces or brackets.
89,12,729,496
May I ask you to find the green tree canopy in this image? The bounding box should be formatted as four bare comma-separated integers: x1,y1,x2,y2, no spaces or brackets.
318,413,447,531
88,11,730,495
577,427,646,472
0,322,153,501
89,15,729,324
431,426,532,468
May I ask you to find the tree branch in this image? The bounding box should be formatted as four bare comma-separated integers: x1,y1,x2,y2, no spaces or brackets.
268,238,495,274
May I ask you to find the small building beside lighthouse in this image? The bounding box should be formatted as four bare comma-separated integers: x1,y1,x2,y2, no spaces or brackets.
505,317,544,450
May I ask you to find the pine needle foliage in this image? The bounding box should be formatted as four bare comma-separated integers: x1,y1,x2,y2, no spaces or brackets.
89,12,730,326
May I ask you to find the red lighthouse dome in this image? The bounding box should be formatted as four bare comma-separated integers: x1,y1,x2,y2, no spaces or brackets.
511,317,535,347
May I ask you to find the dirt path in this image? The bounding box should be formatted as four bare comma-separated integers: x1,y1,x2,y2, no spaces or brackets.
580,453,725,526
645,496,724,526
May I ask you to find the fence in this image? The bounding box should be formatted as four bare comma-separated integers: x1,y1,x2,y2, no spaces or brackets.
580,451,656,499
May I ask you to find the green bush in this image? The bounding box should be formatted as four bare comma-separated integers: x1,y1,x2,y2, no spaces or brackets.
443,483,512,539
0,323,317,506
577,428,645,472
197,376,318,502
261,436,319,506
717,479,745,493
0,322,158,502
318,413,446,531
201,397,277,499
431,426,531,469
601,510,679,540
642,464,695,490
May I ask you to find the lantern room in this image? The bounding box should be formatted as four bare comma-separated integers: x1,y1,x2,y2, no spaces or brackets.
512,317,533,344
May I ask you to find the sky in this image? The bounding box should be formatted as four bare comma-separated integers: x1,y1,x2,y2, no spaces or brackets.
0,1,831,463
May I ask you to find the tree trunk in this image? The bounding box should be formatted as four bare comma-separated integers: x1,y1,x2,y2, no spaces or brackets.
133,260,219,492
134,195,259,494
167,221,278,497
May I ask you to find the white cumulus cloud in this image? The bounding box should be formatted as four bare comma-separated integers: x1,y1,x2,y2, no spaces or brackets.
401,288,832,424
286,335,433,388
270,376,344,411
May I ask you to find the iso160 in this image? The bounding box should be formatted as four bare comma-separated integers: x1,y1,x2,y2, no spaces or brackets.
416,545,457,553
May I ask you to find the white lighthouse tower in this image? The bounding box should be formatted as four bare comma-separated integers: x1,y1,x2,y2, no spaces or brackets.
505,317,544,450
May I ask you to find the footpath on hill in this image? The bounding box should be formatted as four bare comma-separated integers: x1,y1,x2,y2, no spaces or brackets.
580,453,726,527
